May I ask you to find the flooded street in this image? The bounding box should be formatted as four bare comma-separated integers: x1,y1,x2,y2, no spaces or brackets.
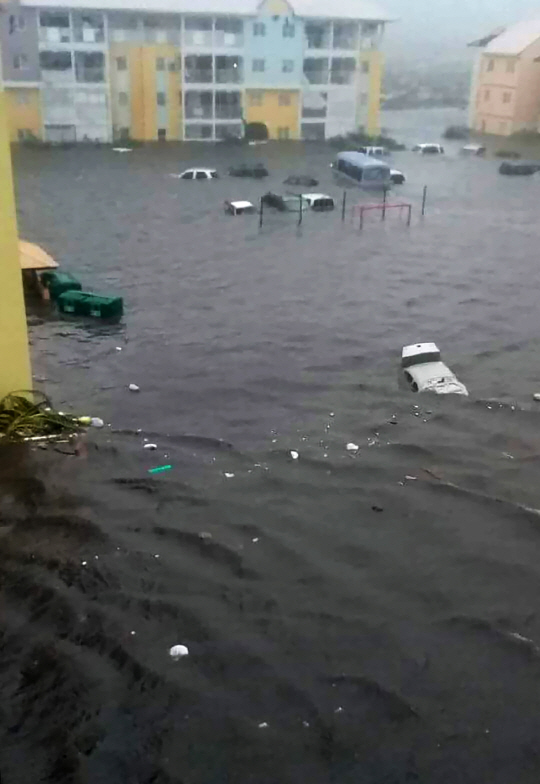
3,108,540,782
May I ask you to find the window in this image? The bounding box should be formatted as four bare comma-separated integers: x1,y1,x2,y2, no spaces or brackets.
249,90,263,106
278,127,290,139
13,54,28,70
487,59,494,71
75,51,104,82
484,89,490,101
507,60,516,73
503,91,511,103
278,92,291,106
361,61,369,73
16,91,30,105
282,59,294,73
253,22,266,36
195,170,208,179
116,56,127,71
253,58,265,72
283,21,295,38
18,15,26,31
156,57,165,71
10,14,26,33
158,128,166,141
118,91,128,106
157,91,166,106
17,128,33,141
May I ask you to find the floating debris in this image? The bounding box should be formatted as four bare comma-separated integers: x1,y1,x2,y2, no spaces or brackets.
224,472,235,478
290,450,299,460
144,443,158,450
534,394,540,402
405,475,418,481
116,346,123,351
128,383,140,392
0,392,100,442
199,532,212,540
346,443,359,452
258,722,269,729
372,505,383,512
148,465,172,474
169,644,189,659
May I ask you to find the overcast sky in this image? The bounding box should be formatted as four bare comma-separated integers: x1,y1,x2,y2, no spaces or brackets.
381,0,540,60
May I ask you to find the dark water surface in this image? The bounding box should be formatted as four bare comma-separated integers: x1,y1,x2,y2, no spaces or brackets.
3,109,540,783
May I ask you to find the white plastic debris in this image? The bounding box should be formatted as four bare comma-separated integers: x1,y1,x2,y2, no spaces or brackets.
290,450,299,460
224,472,235,478
90,417,104,428
258,722,269,729
252,537,259,543
199,532,212,540
329,412,335,417
346,443,359,452
130,630,136,636
534,393,540,401
144,443,157,450
334,706,344,714
405,475,417,480
115,346,123,351
81,560,87,566
128,383,140,392
169,644,189,659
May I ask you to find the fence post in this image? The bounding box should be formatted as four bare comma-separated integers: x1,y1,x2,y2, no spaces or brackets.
382,186,388,221
298,195,303,226
259,197,264,228
407,204,412,226
341,190,347,222
421,185,427,216
359,206,364,231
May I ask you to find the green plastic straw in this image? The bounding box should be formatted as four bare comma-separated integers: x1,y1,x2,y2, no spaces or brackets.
148,464,172,474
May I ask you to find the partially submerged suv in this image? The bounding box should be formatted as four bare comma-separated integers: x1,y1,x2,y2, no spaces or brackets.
401,342,468,395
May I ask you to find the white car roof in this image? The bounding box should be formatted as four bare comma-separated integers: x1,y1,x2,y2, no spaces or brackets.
301,193,333,200
181,168,216,174
402,342,439,359
230,200,254,209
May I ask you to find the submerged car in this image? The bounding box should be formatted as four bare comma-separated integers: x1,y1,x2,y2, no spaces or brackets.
176,168,218,180
229,163,269,178
224,200,256,215
499,160,540,176
412,144,445,155
261,192,309,212
300,193,335,210
390,168,406,184
357,145,388,156
461,144,486,156
284,174,319,186
401,342,468,396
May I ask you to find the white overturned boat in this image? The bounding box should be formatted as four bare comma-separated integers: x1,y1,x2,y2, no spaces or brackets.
401,343,468,396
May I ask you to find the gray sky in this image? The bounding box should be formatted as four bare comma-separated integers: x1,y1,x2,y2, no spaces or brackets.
382,0,540,61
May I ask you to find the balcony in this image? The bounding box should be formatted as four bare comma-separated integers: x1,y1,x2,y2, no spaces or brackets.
332,22,358,50
330,57,356,84
215,56,242,84
184,17,212,48
185,123,213,140
143,15,180,44
39,50,73,83
305,22,330,50
185,90,213,119
185,55,213,83
108,13,141,43
72,12,104,43
215,123,243,140
75,51,105,82
215,91,242,119
215,18,243,48
39,12,71,44
303,58,329,85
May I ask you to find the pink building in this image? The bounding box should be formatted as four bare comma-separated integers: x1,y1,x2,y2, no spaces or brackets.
468,19,540,136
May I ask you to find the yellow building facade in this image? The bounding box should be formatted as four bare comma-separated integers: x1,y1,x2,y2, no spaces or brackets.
245,89,300,140
4,87,42,142
0,88,32,396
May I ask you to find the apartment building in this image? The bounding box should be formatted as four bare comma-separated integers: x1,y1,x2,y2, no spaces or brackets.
468,19,540,136
0,0,391,142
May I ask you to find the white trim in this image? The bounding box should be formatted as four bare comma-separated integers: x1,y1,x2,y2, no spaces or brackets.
3,81,42,88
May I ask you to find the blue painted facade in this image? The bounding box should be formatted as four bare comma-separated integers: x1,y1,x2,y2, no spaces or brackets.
244,12,304,89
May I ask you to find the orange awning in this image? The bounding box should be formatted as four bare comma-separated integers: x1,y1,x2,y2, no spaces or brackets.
19,240,58,271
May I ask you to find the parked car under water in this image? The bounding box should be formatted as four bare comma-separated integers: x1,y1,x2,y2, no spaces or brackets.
401,342,468,396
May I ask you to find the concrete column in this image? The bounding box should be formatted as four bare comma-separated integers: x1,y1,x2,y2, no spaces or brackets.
0,89,32,396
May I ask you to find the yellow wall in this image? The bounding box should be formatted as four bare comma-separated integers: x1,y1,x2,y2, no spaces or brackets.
245,89,299,140
4,88,42,142
0,90,32,395
363,51,383,136
110,44,181,141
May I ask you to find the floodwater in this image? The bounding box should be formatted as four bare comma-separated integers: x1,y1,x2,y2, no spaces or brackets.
3,108,540,782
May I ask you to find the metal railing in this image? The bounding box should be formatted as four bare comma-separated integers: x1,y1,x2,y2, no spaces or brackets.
184,69,213,83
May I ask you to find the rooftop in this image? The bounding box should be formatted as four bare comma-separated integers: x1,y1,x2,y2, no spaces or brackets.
20,0,393,21
483,18,540,56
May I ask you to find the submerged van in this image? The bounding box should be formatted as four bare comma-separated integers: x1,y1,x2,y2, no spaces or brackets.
332,151,391,189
